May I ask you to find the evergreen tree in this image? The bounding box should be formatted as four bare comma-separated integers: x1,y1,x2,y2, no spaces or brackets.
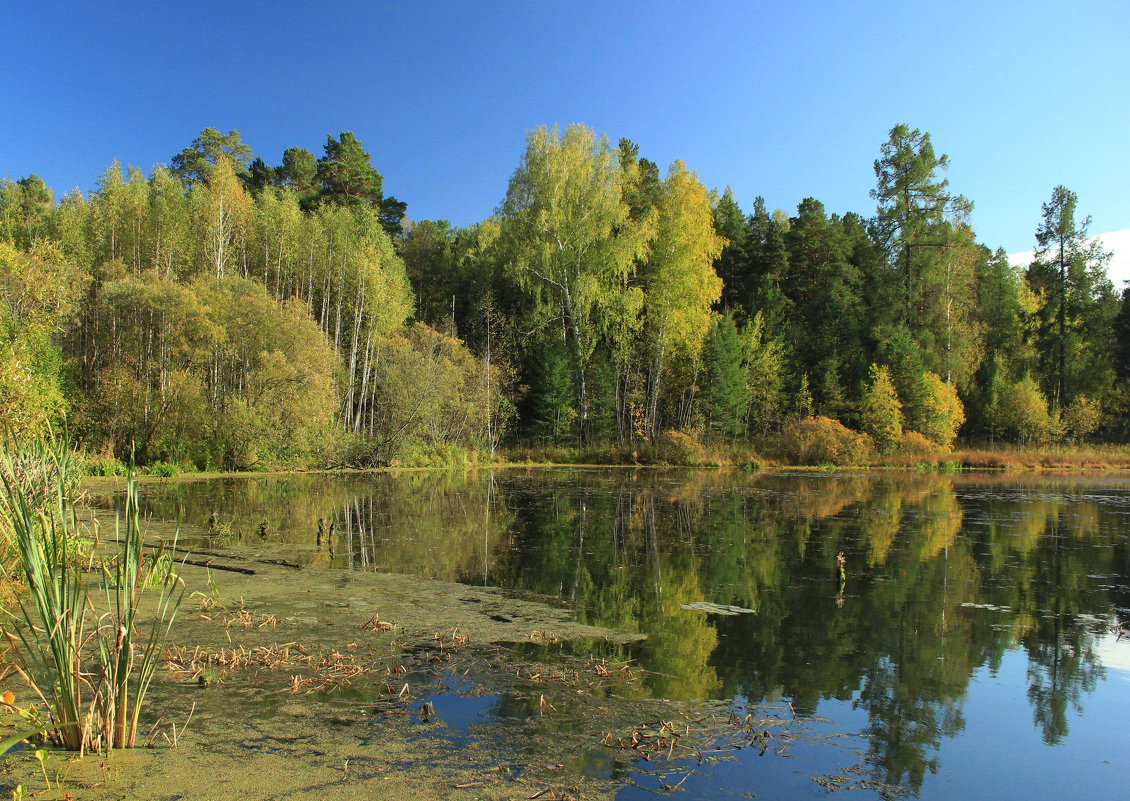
703,311,748,440
1026,186,1114,409
316,132,406,235
871,124,951,325
711,188,747,310
276,147,319,205
1114,287,1130,382
171,127,254,185
742,197,791,326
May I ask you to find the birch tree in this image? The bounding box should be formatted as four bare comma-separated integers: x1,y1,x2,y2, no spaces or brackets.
194,158,251,280
642,160,724,436
499,124,651,441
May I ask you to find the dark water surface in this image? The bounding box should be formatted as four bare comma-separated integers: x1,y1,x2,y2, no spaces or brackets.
100,468,1130,799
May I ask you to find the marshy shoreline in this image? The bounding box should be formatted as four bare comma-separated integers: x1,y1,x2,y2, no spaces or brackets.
1,510,842,800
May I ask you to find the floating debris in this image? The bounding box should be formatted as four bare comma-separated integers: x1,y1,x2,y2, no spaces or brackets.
360,614,396,632
959,602,1012,612
680,602,757,615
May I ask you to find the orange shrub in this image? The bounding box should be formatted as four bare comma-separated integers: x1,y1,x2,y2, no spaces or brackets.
654,429,709,466
898,430,943,459
779,416,874,465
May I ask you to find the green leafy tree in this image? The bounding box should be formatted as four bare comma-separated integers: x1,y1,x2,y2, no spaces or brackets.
0,240,83,434
862,364,903,453
1000,376,1055,445
191,158,252,280
931,197,983,386
146,167,193,279
0,176,54,248
919,372,965,447
400,219,456,325
499,124,652,442
1061,396,1101,443
742,312,785,437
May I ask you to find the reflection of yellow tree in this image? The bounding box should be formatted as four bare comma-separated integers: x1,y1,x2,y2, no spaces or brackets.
915,489,961,561
774,474,873,521
637,555,720,701
1070,502,1100,539
862,484,902,567
116,470,516,581
574,563,640,633
982,499,1060,566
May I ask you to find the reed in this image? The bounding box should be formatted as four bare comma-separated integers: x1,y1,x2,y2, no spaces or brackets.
0,436,88,750
0,433,184,753
95,475,184,748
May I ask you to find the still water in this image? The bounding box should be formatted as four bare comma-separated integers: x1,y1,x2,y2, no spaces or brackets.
107,468,1130,799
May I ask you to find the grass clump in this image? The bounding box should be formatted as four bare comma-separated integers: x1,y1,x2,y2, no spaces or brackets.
0,434,184,753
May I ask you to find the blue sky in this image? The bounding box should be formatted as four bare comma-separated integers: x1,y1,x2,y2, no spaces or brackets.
2,0,1127,265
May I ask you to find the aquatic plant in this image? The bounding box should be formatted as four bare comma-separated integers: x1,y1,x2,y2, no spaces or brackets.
95,474,185,748
0,433,185,752
0,436,90,750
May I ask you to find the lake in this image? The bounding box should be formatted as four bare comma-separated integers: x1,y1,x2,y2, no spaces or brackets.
79,468,1130,799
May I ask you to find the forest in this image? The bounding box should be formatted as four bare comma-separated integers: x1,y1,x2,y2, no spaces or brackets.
2,124,1129,469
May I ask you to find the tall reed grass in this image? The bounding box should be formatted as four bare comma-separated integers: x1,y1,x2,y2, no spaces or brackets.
0,434,184,753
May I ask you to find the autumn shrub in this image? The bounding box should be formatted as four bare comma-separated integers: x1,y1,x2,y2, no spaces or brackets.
74,451,129,477
366,323,506,466
898,430,943,460
779,415,874,465
999,377,1055,445
1062,396,1101,442
391,440,477,468
0,241,84,438
144,461,182,478
651,430,708,466
77,277,339,470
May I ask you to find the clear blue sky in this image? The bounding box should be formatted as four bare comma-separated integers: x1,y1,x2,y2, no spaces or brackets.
2,0,1127,256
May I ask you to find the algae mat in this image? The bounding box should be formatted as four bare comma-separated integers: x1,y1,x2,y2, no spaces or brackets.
0,554,834,800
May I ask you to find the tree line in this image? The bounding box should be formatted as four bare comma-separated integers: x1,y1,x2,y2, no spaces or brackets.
2,124,1128,467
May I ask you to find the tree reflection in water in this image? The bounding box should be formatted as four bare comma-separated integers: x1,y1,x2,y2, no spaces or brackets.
109,469,1130,795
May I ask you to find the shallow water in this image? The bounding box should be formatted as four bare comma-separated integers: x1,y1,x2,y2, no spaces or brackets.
69,468,1130,798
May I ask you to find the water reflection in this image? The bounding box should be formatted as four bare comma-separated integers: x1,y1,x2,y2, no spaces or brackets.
100,469,1130,796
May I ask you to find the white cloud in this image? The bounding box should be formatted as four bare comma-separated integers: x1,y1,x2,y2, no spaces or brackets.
1009,228,1130,292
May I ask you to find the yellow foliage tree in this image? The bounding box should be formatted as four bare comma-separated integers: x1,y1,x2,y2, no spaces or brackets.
0,241,84,434
861,364,903,454
920,371,965,447
1000,377,1055,445
642,160,724,436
